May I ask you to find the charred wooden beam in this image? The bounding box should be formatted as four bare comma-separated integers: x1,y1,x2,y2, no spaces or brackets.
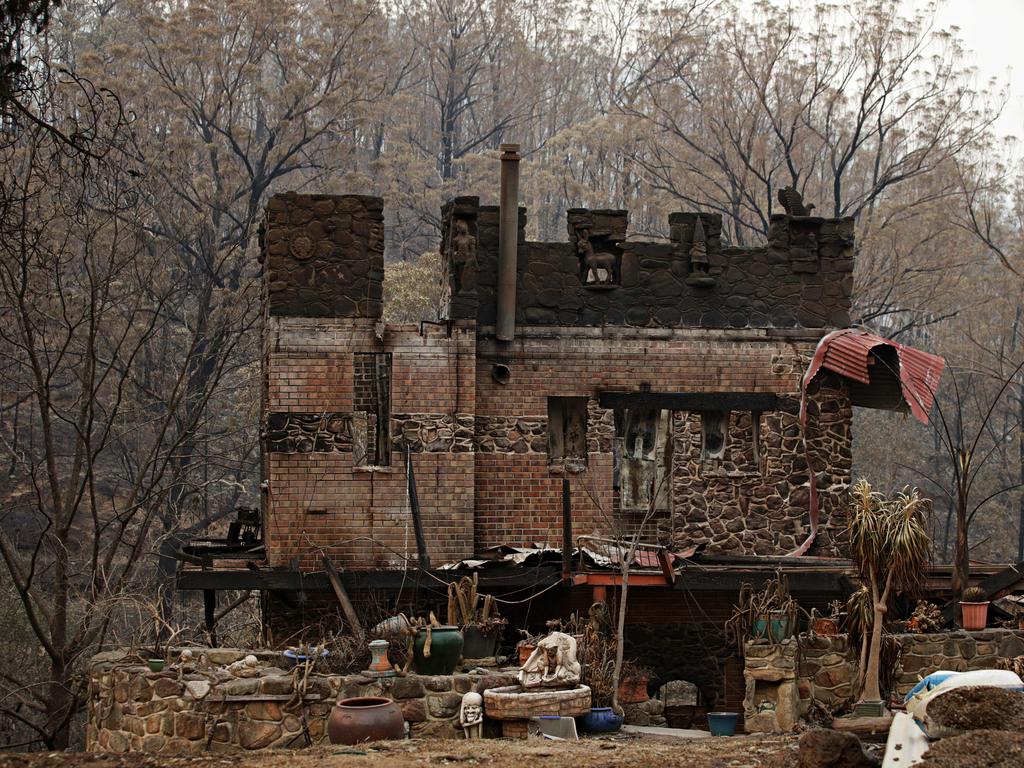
599,391,779,412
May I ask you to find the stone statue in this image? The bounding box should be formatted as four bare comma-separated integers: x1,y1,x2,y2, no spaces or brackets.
777,186,815,216
576,227,617,284
519,631,581,689
689,215,710,274
459,691,484,739
451,218,477,293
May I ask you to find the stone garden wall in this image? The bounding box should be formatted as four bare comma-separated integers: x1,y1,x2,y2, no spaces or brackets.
87,649,517,754
743,629,1024,731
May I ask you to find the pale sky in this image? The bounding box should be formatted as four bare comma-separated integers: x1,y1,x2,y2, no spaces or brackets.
929,0,1024,141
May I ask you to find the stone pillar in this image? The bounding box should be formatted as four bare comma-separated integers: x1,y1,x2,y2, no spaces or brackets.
262,193,384,318
743,639,799,733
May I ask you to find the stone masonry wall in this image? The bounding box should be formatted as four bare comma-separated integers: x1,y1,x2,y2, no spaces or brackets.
262,194,384,318
743,629,1024,722
87,649,518,754
441,196,854,330
474,329,851,557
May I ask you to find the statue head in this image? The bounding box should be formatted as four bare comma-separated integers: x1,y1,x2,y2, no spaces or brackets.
460,691,483,724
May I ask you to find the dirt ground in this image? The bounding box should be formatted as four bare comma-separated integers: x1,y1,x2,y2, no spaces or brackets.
917,729,1024,768
0,733,801,768
926,686,1024,732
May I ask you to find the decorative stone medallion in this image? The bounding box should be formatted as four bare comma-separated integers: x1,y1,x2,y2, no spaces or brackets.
289,233,315,260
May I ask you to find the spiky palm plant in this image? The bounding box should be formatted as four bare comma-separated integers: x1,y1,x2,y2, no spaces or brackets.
848,480,931,705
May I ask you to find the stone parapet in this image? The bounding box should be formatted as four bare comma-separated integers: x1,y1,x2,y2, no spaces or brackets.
87,649,518,753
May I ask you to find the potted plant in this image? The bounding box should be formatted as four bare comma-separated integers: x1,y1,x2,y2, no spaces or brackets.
283,643,329,669
725,570,798,654
515,629,543,666
811,600,844,637
569,603,623,733
960,586,990,631
617,661,652,704
447,574,506,659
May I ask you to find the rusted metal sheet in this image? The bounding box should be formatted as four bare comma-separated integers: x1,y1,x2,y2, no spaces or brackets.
791,329,945,557
801,329,945,424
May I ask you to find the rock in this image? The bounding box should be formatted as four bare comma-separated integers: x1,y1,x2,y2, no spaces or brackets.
797,729,880,768
411,720,457,739
259,675,294,696
185,680,211,700
237,718,282,749
107,730,130,753
390,677,426,699
153,678,184,698
129,676,152,702
221,677,260,696
175,711,206,740
399,698,426,722
427,692,462,719
424,676,452,692
245,701,282,721
141,734,166,752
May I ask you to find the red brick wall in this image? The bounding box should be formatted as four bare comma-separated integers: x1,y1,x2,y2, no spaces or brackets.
263,318,475,569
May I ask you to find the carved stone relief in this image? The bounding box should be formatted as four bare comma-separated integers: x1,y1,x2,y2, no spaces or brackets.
567,209,627,288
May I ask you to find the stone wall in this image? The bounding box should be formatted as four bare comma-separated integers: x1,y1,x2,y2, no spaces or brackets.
87,649,518,754
894,628,1024,697
262,194,384,318
742,629,1024,728
444,198,854,330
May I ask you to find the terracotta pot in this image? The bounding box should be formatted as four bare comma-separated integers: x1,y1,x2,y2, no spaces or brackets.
328,697,405,745
813,618,839,637
517,643,536,666
617,675,650,704
960,601,989,631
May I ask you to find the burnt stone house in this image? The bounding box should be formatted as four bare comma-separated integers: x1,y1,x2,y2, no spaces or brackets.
258,185,855,574
178,150,957,713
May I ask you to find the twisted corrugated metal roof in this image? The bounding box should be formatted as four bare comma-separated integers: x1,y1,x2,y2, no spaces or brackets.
791,329,945,557
801,328,945,424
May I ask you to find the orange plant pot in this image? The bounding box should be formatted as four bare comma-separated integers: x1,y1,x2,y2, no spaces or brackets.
960,601,989,631
617,676,650,704
517,644,536,666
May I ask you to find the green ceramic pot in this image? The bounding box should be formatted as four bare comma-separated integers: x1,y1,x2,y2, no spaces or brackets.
412,626,463,675
769,611,795,642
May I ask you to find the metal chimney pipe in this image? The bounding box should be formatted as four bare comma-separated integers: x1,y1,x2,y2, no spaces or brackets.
496,143,521,342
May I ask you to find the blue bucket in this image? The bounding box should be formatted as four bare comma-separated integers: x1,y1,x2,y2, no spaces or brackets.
707,711,739,736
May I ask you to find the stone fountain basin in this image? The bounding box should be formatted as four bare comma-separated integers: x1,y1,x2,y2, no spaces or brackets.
483,684,591,720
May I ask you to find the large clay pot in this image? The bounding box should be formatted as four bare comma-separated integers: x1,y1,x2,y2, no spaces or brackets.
327,697,405,745
412,626,463,675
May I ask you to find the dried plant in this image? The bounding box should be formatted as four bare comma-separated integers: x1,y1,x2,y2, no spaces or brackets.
908,601,944,633
446,574,506,636
725,570,798,656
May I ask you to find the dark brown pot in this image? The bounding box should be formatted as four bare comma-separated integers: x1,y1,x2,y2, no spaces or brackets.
327,697,405,745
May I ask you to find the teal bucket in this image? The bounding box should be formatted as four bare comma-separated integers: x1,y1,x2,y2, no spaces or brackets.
707,711,739,736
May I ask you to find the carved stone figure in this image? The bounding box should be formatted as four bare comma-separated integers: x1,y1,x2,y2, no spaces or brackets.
689,215,710,274
451,218,477,293
518,631,581,689
576,227,617,285
777,186,815,216
459,691,484,739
